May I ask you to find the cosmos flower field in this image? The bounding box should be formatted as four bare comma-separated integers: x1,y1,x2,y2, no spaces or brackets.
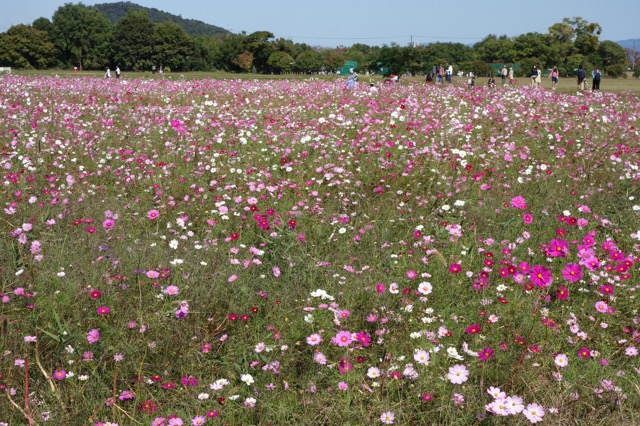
1,75,640,425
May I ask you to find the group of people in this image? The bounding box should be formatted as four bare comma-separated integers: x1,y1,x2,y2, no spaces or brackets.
576,64,602,91
104,65,121,79
533,64,602,91
345,63,604,92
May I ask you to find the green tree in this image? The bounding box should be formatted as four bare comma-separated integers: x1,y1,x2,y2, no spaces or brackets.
268,51,295,74
0,24,56,69
111,10,156,71
32,17,54,34
294,50,322,74
52,3,111,70
512,33,554,68
597,40,628,77
154,22,196,72
563,17,602,56
320,48,346,73
473,35,516,63
245,31,275,73
211,33,247,72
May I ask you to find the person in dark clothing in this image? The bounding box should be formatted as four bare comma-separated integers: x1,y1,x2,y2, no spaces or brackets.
592,67,602,91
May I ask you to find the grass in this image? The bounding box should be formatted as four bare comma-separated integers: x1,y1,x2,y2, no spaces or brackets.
1,73,640,425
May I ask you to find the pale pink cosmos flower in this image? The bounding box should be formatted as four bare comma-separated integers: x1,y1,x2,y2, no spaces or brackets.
594,301,609,313
523,403,545,423
447,364,469,384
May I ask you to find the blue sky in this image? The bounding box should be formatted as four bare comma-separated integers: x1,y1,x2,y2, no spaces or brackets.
2,0,639,48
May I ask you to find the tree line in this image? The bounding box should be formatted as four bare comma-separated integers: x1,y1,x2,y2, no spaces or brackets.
0,5,632,78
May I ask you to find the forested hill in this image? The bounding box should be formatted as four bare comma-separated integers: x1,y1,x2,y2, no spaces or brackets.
93,2,230,37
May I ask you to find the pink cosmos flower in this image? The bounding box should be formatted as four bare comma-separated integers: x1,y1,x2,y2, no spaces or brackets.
146,270,160,279
147,209,160,220
306,334,322,346
53,370,66,380
332,330,353,347
523,213,533,224
102,219,115,230
594,301,609,313
87,329,100,344
164,285,179,296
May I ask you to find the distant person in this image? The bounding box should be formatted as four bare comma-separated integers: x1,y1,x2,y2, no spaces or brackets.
487,76,495,88
549,66,559,90
425,72,434,83
437,64,444,84
577,65,587,90
468,74,475,87
446,64,453,83
508,66,514,84
115,65,121,79
104,66,111,79
530,65,537,86
592,66,602,91
536,66,542,86
152,65,157,74
346,68,358,89
501,65,508,85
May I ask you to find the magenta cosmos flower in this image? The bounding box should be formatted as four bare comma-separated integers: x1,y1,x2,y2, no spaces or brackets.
53,370,66,380
147,209,160,220
510,196,527,210
96,306,111,316
547,238,569,257
529,265,552,288
561,263,582,282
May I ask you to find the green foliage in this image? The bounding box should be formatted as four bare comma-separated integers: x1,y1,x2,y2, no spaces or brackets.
598,41,629,77
244,31,276,73
0,25,56,69
51,3,112,70
154,22,197,72
473,34,516,63
267,51,295,74
110,9,156,71
294,50,322,74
